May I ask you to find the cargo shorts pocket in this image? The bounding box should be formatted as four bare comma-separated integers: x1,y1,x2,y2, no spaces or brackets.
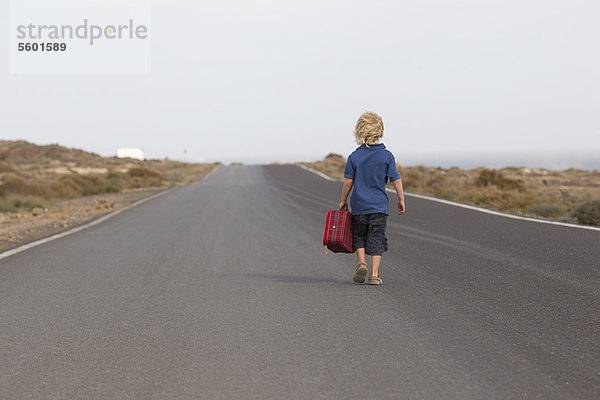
365,214,388,256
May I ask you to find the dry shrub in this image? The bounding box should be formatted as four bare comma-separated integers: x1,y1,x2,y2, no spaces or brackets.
61,177,84,195
0,195,46,213
0,174,49,198
65,174,107,196
437,186,540,213
49,177,83,198
128,167,165,180
0,175,30,196
0,195,20,212
498,192,539,211
162,169,187,183
571,200,600,226
105,171,129,192
470,190,504,207
476,169,524,191
398,168,422,191
528,204,567,218
126,167,165,188
426,175,446,191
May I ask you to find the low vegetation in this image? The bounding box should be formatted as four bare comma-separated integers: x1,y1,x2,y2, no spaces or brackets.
0,140,218,214
303,154,600,227
571,200,600,226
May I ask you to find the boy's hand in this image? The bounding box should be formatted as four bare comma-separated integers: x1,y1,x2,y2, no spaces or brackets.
392,179,406,215
339,201,349,211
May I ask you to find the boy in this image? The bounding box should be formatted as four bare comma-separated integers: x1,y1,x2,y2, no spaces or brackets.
339,111,405,285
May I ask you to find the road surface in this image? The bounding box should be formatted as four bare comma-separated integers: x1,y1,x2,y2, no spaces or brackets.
1,165,599,399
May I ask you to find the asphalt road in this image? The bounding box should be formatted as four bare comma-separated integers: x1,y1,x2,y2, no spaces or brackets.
1,165,599,399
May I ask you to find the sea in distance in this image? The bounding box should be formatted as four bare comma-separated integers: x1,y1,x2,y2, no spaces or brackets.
395,149,600,171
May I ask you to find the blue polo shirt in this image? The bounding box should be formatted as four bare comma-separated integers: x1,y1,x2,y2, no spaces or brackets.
344,143,401,215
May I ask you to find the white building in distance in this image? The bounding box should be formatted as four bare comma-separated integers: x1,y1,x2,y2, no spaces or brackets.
117,148,145,161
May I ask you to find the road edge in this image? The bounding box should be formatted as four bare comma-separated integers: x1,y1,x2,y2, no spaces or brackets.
0,189,174,261
0,166,221,261
296,163,600,232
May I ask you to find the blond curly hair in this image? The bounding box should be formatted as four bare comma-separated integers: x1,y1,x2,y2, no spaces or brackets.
354,111,384,146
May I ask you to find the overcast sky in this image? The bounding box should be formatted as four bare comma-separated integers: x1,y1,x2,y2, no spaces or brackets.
1,1,599,167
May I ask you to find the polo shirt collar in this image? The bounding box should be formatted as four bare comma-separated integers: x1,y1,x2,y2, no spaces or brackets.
360,143,386,150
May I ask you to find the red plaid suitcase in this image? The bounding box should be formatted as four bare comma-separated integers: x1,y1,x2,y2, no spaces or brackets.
322,209,355,253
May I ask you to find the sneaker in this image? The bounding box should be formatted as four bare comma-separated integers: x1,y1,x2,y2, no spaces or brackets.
368,275,383,285
353,262,368,283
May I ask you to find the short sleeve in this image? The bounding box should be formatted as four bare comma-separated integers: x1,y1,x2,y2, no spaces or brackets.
344,156,355,179
387,153,401,182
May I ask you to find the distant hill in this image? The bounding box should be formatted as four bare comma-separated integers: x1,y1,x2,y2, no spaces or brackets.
0,140,103,166
0,140,217,213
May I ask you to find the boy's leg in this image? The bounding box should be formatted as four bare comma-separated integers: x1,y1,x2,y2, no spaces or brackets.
353,248,368,283
370,255,381,277
352,215,369,282
356,248,366,264
365,213,387,280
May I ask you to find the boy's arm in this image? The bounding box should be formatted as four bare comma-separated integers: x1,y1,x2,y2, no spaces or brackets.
392,178,406,215
339,178,354,210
